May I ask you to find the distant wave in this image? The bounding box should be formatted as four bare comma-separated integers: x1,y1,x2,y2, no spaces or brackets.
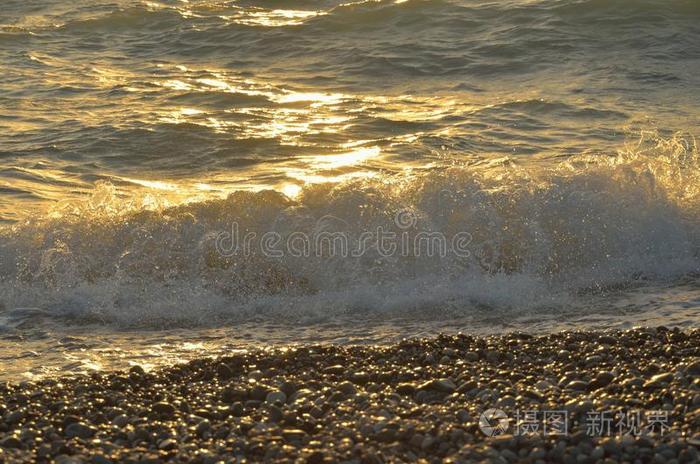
58,6,185,33
550,0,700,19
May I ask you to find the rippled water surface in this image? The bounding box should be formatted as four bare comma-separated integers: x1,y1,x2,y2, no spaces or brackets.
1,0,700,378
3,0,699,217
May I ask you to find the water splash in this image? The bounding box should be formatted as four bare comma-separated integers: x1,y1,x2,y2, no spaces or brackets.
1,134,698,327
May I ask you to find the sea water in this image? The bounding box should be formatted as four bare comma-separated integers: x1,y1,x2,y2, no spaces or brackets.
1,0,699,379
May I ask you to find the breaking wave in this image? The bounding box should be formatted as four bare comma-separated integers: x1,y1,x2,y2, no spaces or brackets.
1,134,699,327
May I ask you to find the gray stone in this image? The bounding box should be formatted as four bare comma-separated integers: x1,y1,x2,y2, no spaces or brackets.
152,402,176,417
158,438,178,451
265,390,287,404
282,429,307,442
566,380,588,391
396,383,416,395
337,381,357,395
268,405,284,423
4,410,24,425
418,378,456,393
111,414,129,428
591,446,605,459
90,455,113,464
686,360,700,376
645,372,673,388
456,409,471,423
0,436,22,449
65,422,96,439
589,371,615,390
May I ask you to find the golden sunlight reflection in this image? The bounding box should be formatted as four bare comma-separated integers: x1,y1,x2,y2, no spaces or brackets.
281,183,302,198
109,176,238,210
276,92,345,106
0,62,482,221
159,107,204,125
222,9,323,27
117,177,180,191
281,145,381,190
308,146,381,169
154,73,354,143
230,10,325,27
181,75,347,107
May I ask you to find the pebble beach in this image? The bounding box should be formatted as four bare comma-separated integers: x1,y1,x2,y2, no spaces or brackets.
1,327,699,463
3,0,700,462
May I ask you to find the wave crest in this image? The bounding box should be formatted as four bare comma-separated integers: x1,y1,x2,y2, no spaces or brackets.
1,134,699,326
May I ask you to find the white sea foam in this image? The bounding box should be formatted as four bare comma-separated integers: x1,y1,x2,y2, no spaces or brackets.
1,134,698,327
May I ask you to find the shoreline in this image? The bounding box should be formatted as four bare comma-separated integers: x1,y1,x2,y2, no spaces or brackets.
4,304,700,382
1,327,699,463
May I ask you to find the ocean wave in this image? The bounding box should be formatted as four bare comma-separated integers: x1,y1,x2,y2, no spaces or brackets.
550,0,700,19
8,0,693,86
20,0,700,40
2,0,700,328
1,134,698,327
58,5,185,33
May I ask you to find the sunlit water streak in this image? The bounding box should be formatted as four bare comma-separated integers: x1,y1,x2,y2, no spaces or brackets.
1,0,700,378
